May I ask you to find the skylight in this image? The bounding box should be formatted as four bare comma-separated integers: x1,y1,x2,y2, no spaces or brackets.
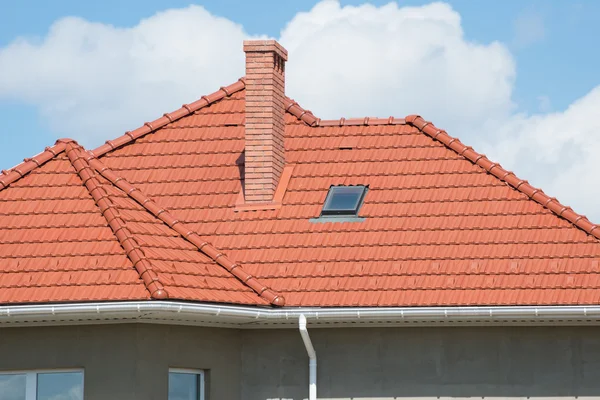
311,185,368,223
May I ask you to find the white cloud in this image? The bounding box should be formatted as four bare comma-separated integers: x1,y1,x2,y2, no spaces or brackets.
282,1,516,138
47,383,83,400
0,1,516,147
0,0,599,222
485,86,600,221
0,374,26,398
0,6,248,144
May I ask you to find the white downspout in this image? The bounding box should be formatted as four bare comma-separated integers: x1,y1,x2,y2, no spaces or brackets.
299,314,317,400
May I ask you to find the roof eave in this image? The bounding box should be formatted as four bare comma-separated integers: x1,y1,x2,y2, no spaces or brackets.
2,301,600,329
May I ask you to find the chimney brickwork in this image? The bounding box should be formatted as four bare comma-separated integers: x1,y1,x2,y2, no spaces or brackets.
243,40,288,203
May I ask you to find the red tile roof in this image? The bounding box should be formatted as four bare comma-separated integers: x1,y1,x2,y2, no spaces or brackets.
1,79,600,307
0,130,279,306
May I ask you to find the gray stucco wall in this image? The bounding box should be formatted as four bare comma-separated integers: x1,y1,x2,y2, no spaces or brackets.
2,324,600,399
0,324,241,400
242,326,600,400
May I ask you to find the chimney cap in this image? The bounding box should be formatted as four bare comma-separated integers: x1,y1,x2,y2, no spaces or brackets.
243,39,288,61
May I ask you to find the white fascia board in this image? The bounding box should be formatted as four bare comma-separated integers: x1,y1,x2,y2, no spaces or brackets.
2,301,600,328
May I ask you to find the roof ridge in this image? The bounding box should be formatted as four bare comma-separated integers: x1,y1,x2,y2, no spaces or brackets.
88,76,323,158
0,140,70,192
284,98,320,126
64,141,168,300
85,151,285,307
405,114,600,240
83,77,320,157
284,108,409,128
314,116,406,127
91,78,247,158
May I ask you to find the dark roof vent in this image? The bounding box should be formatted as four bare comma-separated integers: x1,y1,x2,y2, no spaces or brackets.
310,185,368,223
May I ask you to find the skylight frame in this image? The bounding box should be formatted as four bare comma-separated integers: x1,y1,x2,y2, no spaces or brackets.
319,185,368,218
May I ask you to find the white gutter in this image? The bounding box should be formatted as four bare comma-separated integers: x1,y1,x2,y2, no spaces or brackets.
1,301,600,326
299,314,317,400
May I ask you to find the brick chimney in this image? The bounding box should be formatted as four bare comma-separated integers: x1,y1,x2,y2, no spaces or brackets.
243,40,288,203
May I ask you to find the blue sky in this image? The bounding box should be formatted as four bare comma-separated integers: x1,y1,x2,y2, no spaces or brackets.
1,0,600,219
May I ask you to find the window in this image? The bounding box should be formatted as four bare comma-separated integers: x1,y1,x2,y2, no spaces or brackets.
168,369,204,400
0,370,83,400
311,185,368,223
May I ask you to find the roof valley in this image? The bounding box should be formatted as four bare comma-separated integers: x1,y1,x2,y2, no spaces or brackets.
64,141,167,299
84,150,285,306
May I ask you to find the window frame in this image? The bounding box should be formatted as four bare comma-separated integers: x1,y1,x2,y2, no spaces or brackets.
310,185,368,223
0,368,84,400
168,368,205,400
321,185,367,217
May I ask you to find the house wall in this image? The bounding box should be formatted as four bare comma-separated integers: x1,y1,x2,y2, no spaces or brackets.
241,326,600,400
2,324,600,400
0,324,241,400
